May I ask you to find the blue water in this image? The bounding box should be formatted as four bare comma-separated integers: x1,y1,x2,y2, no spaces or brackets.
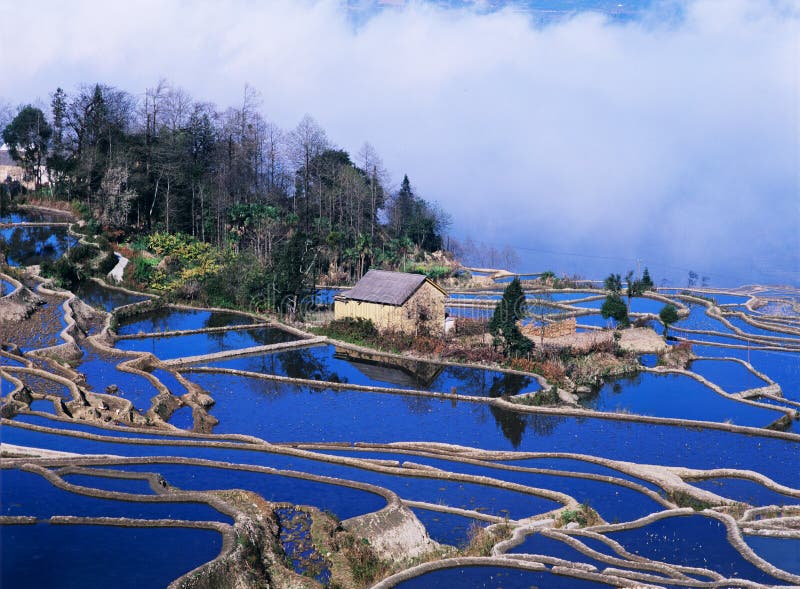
510,531,619,570
608,513,781,584
575,314,615,328
571,296,669,315
693,292,753,305
115,308,257,335
754,290,800,302
691,346,800,401
725,316,800,341
446,306,494,320
315,449,661,523
75,346,160,412
744,535,800,575
675,304,733,332
169,406,195,430
689,359,768,393
1,522,222,588
494,274,541,283
28,399,56,414
0,210,71,223
74,281,148,311
1,278,15,296
0,353,25,366
61,472,157,495
639,354,658,368
5,398,800,491
116,327,298,360
691,477,798,507
394,565,619,588
1,468,232,523
1,225,78,266
87,462,386,521
533,291,599,302
205,344,539,396
149,368,189,395
411,508,483,547
11,413,207,442
579,372,784,427
276,507,331,584
449,293,502,301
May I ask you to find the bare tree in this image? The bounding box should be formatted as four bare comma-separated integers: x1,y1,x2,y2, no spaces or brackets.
289,114,328,223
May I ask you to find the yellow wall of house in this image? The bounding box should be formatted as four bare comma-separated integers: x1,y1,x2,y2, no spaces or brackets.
334,281,446,335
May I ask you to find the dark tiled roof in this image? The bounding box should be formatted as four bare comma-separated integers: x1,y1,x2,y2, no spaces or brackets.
339,270,436,306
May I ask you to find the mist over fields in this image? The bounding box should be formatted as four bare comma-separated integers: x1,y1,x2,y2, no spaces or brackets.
2,0,797,286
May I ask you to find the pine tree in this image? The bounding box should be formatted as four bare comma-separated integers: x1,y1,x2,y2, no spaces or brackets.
489,278,533,356
659,304,679,339
601,294,629,328
641,267,654,290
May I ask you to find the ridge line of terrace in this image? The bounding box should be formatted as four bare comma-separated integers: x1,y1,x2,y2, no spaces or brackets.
162,336,326,367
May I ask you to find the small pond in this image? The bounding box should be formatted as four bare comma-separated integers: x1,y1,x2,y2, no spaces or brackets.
690,477,799,507
205,344,539,396
744,534,800,575
689,358,768,393
1,522,222,589
393,565,620,588
2,468,232,523
410,507,484,547
73,281,149,311
116,327,299,360
578,371,785,427
606,513,783,584
115,308,257,335
1,225,78,267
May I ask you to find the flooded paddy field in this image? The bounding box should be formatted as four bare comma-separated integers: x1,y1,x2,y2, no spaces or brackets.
1,523,223,589
203,343,540,396
115,326,299,360
2,232,799,588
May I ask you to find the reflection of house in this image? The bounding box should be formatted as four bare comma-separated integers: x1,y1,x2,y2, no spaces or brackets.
334,270,448,335
0,144,47,190
334,346,444,389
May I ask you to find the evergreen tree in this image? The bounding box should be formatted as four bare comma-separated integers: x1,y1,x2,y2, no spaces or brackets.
601,293,629,328
2,105,52,189
659,304,679,339
640,267,654,290
604,273,622,294
489,278,533,356
273,230,317,319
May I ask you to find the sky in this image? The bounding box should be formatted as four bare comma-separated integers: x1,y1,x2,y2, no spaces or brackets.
1,0,798,287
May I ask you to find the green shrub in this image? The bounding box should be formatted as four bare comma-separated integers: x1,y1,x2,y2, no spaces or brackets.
67,243,99,263
558,504,600,528
41,257,82,288
98,252,119,275
95,235,113,252
325,317,378,341
132,256,155,284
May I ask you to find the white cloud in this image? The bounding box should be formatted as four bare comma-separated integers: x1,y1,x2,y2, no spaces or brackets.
2,0,798,284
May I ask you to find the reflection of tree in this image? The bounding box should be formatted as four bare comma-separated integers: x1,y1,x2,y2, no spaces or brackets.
489,404,527,448
438,365,490,395
487,373,533,398
277,348,342,383
488,403,566,449
247,327,297,347
5,227,59,265
204,311,250,329
401,393,434,415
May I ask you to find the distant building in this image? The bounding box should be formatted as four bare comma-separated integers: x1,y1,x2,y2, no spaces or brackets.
0,144,47,190
334,269,448,335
